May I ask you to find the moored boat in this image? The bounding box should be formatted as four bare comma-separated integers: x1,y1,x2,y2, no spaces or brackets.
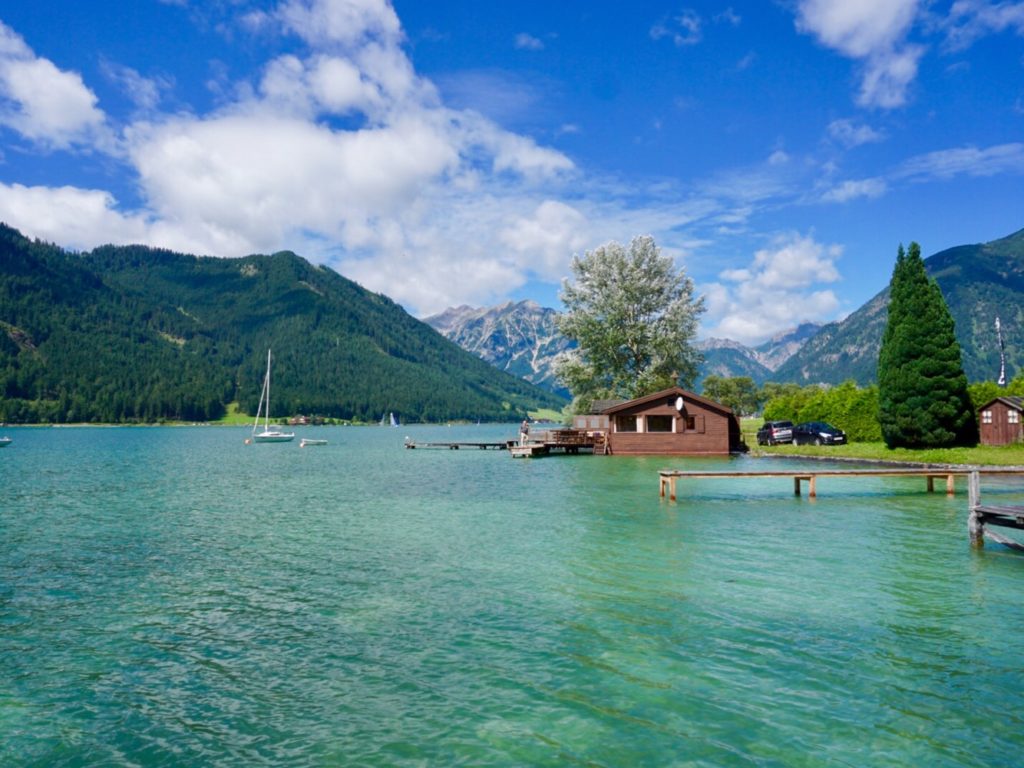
248,349,295,444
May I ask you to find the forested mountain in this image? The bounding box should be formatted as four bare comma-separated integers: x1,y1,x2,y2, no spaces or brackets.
424,300,574,398
0,225,564,424
774,228,1024,385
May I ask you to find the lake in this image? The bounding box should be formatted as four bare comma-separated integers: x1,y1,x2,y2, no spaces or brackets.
2,425,1023,766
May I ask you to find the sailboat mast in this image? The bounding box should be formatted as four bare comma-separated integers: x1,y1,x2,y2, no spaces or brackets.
266,348,273,429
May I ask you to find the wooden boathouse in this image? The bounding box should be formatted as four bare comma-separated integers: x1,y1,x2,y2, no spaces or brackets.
574,386,741,456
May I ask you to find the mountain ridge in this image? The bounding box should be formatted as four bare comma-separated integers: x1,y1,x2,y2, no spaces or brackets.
424,300,574,398
774,228,1024,385
0,225,564,423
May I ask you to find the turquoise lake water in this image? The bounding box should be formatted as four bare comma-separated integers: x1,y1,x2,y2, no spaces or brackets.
2,425,1023,767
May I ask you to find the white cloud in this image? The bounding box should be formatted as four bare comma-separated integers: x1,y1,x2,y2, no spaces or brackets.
515,33,544,51
944,0,1024,51
827,118,884,148
651,10,703,47
857,44,924,108
822,177,887,202
0,22,108,148
101,61,171,112
796,0,918,56
702,233,843,344
795,0,924,108
896,142,1024,180
499,200,589,278
0,182,151,249
276,0,403,49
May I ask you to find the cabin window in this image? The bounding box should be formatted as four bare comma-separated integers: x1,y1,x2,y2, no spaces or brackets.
683,415,696,431
616,415,638,432
646,415,674,432
1010,411,1020,425
982,410,993,424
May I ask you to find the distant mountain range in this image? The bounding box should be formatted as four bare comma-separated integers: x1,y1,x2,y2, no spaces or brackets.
424,300,574,398
432,228,1024,390
0,225,564,424
696,323,823,385
4,222,1019,425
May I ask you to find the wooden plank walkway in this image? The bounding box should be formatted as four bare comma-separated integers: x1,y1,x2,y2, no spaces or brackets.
968,470,1024,550
404,440,511,450
658,467,1024,501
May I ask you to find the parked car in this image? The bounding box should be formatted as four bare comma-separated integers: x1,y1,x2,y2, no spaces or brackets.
756,420,793,445
792,421,847,446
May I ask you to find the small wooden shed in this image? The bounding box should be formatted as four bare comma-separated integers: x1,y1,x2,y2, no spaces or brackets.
978,396,1024,446
589,386,742,456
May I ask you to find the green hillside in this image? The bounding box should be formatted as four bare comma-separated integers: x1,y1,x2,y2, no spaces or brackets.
0,225,564,423
773,228,1024,385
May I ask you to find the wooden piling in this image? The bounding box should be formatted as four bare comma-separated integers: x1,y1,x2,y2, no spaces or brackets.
968,470,983,547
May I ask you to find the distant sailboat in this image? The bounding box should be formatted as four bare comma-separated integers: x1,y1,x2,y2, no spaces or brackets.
248,349,295,444
390,412,399,427
380,412,399,427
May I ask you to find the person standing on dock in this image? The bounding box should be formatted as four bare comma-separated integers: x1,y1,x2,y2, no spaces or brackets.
520,419,530,446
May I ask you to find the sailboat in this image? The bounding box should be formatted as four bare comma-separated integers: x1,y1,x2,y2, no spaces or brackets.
380,412,399,427
249,349,295,443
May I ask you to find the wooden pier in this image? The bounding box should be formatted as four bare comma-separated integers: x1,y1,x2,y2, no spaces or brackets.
510,429,604,458
405,440,512,450
968,470,1024,550
658,467,1024,502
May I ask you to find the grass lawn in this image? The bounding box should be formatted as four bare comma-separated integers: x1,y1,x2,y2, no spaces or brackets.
210,402,254,426
740,417,1024,467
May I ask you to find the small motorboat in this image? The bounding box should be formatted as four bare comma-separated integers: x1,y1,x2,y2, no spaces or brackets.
300,438,328,447
0,437,11,448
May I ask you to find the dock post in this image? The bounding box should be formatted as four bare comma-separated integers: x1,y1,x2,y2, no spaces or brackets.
809,475,817,498
968,470,983,548
660,475,666,498
670,476,678,502
794,477,801,496
927,476,934,493
946,473,955,495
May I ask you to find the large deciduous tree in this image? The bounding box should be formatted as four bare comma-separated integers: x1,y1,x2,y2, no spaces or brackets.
555,235,704,410
877,242,977,448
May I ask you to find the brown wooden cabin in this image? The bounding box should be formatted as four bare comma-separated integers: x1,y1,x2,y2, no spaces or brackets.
573,386,742,456
978,396,1024,446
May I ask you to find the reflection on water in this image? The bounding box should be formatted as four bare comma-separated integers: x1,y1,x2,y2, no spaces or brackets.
2,425,1023,766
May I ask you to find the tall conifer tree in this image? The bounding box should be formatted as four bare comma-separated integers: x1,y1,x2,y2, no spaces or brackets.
877,242,977,448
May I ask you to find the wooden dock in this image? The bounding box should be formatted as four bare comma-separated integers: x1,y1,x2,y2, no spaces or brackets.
658,467,1024,501
968,470,1024,550
510,429,606,458
405,440,512,450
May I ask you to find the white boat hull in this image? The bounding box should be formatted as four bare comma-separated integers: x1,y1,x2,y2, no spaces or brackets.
0,437,11,448
252,431,295,443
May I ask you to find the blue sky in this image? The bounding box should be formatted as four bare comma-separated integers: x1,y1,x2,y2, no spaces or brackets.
0,1,1022,344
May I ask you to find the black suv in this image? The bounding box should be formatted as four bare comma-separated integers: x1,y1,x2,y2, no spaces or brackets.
792,421,846,446
756,420,793,445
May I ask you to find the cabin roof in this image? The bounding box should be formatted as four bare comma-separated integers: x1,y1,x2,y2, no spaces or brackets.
598,386,734,416
979,396,1024,412
590,398,626,413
